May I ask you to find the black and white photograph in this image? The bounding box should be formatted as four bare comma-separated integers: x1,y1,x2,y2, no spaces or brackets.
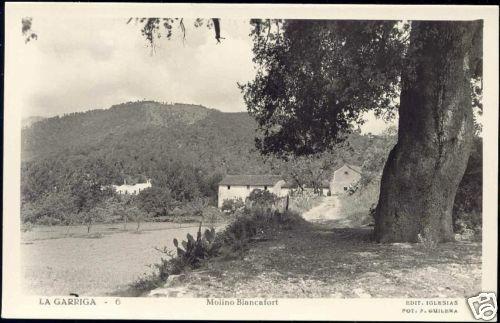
2,3,498,321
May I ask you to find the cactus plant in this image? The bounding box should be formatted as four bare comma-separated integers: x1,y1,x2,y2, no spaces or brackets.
172,223,220,268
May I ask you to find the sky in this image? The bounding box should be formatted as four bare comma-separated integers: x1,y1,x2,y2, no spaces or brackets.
16,16,395,134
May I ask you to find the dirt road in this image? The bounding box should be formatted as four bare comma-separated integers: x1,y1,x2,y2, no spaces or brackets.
301,196,344,222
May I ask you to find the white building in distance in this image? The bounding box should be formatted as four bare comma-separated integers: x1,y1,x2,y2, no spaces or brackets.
330,164,362,194
112,179,152,195
217,175,288,208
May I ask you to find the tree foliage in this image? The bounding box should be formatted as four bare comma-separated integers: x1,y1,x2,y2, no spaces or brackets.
240,20,408,156
239,19,482,157
21,17,37,43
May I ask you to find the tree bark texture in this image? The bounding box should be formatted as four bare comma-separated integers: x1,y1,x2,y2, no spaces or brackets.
374,21,480,243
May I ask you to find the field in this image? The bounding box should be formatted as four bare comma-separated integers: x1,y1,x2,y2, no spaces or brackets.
21,221,225,296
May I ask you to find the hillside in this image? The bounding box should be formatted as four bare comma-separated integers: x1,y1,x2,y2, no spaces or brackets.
22,101,228,161
21,101,272,178
22,101,386,190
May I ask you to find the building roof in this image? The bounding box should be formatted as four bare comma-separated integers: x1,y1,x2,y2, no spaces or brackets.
219,175,283,186
281,181,298,189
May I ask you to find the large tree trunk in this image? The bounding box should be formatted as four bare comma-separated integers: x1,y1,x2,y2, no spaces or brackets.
374,21,480,243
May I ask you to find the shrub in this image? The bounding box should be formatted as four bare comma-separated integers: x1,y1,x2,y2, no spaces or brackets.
217,207,305,257
173,224,219,269
221,198,245,213
247,189,277,207
454,210,481,241
202,206,226,225
136,207,306,293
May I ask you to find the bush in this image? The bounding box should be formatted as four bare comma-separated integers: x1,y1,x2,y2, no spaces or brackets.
454,210,481,241
202,206,226,225
247,189,277,207
135,223,220,289
136,207,306,292
217,207,305,257
221,198,245,213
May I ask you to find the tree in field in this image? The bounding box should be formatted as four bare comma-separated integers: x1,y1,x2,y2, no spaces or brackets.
136,187,177,217
81,208,101,234
127,206,145,232
108,195,131,230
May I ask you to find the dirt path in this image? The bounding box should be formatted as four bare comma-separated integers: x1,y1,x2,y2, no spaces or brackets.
301,196,341,222
301,195,358,228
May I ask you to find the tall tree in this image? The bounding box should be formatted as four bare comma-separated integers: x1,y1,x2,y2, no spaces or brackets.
239,20,482,242
373,21,482,242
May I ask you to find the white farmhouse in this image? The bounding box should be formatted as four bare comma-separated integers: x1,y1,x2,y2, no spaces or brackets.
112,179,152,195
330,164,362,194
217,175,288,208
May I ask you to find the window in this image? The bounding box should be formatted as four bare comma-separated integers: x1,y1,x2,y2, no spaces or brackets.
344,171,349,175
264,186,268,190
247,185,250,189
344,187,348,191
227,185,231,190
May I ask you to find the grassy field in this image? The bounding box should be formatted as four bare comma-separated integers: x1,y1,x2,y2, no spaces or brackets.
21,222,225,296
